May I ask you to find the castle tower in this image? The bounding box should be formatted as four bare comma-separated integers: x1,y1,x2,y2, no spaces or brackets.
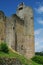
16,3,34,58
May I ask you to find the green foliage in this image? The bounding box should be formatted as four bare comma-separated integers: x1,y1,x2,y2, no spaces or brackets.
0,42,9,53
0,45,1,51
32,55,43,64
0,43,41,65
0,51,40,65
35,52,43,56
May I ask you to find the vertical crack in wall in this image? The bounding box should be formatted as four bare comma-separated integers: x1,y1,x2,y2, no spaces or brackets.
14,19,17,51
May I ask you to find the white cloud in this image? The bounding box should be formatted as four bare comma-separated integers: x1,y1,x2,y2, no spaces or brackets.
35,38,43,52
36,18,43,24
35,40,39,46
38,20,43,24
36,2,40,4
35,28,43,52
38,6,43,13
35,6,43,14
34,3,43,52
35,28,43,35
35,45,43,52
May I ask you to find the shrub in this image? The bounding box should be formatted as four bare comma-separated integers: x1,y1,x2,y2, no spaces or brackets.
0,45,1,51
35,52,43,56
32,55,43,64
0,42,9,53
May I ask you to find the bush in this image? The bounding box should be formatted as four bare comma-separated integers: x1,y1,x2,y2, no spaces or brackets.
0,42,9,53
32,55,43,64
0,45,1,51
35,52,43,56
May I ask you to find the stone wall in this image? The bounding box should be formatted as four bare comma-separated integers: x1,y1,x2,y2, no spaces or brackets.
0,11,6,43
0,57,22,65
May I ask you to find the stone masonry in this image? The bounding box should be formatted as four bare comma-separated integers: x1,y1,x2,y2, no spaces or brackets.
0,3,34,59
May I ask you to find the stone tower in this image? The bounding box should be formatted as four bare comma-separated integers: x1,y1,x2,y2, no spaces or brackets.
16,3,34,58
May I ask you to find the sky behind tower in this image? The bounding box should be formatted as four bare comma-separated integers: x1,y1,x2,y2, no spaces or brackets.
0,0,43,52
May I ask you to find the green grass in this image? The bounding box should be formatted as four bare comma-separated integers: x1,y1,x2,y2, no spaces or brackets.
0,51,41,65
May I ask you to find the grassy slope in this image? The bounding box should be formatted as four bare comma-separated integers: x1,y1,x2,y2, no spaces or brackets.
0,51,41,65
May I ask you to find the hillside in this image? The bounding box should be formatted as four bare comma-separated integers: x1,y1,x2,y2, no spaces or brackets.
0,50,41,65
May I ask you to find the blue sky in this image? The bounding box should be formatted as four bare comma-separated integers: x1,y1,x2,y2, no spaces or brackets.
0,0,43,52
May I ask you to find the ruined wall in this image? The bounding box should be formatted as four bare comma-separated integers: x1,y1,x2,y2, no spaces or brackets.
0,3,34,59
0,57,22,65
0,11,6,43
5,17,15,49
16,21,25,55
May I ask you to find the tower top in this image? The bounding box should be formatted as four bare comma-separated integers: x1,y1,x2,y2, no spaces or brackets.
17,2,25,10
16,2,26,19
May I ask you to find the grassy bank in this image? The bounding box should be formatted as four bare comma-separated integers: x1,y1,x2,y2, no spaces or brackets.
0,50,41,65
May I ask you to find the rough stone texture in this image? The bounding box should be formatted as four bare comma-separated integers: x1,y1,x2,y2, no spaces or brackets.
0,57,22,65
16,3,34,58
0,11,6,43
0,3,34,59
